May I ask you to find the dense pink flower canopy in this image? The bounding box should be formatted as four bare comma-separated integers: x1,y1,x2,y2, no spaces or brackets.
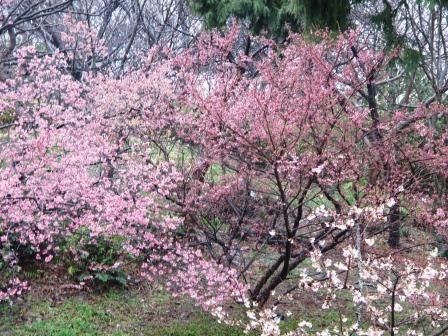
0,19,447,334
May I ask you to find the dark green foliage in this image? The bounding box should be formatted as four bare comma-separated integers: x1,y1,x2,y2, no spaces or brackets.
400,47,423,73
370,0,404,48
189,0,448,49
61,229,128,287
299,0,352,32
189,0,355,37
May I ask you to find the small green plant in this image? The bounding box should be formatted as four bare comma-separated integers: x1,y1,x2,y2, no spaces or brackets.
2,231,40,267
0,108,16,125
61,228,128,287
399,226,410,238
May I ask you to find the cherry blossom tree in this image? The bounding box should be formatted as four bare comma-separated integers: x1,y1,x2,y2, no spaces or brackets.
165,29,448,334
0,39,244,307
0,19,446,335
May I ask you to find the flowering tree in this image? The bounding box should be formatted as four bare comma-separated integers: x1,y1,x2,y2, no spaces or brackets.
165,29,448,334
0,42,244,308
0,20,447,335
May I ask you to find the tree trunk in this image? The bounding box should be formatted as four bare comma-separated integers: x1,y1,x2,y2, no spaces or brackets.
388,203,400,248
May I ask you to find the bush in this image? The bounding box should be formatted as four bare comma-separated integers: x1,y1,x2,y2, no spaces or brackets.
61,228,128,287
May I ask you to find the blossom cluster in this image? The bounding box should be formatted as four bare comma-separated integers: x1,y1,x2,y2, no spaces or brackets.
0,23,447,336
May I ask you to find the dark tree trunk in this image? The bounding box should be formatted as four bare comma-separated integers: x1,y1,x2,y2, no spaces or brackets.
388,203,400,248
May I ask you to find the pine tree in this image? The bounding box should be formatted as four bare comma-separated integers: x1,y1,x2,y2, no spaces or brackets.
188,0,354,37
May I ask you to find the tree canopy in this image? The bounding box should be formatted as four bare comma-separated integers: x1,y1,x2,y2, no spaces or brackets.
188,0,355,36
1,2,447,335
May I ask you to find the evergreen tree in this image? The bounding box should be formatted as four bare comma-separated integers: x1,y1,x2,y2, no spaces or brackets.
188,0,354,37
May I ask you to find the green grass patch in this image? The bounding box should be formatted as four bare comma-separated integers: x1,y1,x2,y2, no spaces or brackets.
0,288,250,336
151,316,247,336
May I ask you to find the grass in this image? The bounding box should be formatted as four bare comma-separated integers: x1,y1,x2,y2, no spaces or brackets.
153,317,248,336
0,287,249,336
2,239,441,336
0,283,346,336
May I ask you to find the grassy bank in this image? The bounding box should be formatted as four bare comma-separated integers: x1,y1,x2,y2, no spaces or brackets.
0,286,248,336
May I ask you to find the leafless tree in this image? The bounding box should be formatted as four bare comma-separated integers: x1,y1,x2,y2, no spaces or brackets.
0,0,201,79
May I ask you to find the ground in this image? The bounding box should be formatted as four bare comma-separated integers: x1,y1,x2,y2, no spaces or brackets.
1,228,444,335
0,283,249,336
0,276,338,335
